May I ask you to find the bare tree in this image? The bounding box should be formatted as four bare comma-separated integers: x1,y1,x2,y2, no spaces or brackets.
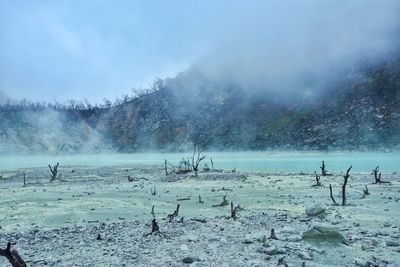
191,144,206,176
342,165,352,206
372,166,391,184
49,162,60,182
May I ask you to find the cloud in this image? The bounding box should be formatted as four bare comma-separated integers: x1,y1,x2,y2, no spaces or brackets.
190,0,400,102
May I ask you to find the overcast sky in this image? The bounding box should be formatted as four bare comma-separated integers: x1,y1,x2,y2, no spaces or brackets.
1,0,399,103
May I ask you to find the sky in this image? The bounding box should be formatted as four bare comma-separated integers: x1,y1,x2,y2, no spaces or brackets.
0,0,399,103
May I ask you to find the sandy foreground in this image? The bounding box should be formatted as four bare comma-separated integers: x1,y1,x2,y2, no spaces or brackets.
0,164,399,266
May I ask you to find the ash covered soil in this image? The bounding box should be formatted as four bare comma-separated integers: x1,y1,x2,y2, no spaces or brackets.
0,164,399,266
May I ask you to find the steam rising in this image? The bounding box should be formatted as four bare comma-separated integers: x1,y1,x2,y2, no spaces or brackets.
190,0,400,102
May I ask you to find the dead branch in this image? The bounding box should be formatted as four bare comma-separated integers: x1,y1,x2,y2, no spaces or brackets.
218,187,233,192
342,165,352,206
329,184,338,205
0,242,27,267
190,218,207,223
23,173,26,187
212,194,229,207
128,176,148,182
211,157,214,170
48,162,60,182
167,204,180,222
177,197,191,201
373,166,391,185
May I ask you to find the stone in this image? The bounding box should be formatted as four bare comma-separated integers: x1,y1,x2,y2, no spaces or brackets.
182,257,196,264
244,233,267,244
386,240,400,247
305,204,326,216
302,223,346,243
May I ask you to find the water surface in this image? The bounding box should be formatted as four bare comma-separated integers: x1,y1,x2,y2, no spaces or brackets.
1,151,399,172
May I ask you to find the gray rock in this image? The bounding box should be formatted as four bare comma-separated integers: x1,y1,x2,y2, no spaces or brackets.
244,233,266,244
302,223,346,243
305,204,326,216
182,257,197,264
386,240,400,247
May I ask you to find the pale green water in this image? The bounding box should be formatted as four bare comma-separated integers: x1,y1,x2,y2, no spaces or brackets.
0,151,399,172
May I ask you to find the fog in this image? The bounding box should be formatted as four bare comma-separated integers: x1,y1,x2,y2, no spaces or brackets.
1,1,400,103
188,1,400,102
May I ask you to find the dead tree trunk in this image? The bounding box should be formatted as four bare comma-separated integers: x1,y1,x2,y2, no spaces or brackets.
329,184,338,205
372,166,391,185
269,228,278,240
151,218,159,233
167,204,180,222
150,186,156,196
0,242,27,267
313,174,321,187
320,161,327,176
23,174,26,187
230,202,239,220
48,162,59,182
373,166,379,184
164,159,168,176
363,185,369,196
342,165,352,206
